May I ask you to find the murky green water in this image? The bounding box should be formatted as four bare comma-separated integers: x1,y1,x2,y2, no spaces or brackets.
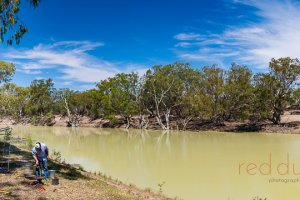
11,126,300,200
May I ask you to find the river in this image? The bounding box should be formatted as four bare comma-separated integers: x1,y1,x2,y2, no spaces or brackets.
11,126,300,200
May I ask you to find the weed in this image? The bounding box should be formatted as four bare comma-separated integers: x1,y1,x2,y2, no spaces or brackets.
25,135,33,149
158,181,165,194
52,149,62,162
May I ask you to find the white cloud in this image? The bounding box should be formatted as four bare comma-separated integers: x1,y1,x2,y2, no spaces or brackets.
35,76,46,80
174,0,300,68
174,33,202,41
62,81,72,86
2,41,148,87
17,69,42,75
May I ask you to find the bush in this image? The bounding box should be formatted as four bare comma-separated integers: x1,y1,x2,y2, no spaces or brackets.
25,135,34,149
30,112,55,126
43,112,55,126
105,115,119,126
30,116,39,126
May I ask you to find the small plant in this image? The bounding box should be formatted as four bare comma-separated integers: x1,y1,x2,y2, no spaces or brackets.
129,183,135,187
144,187,151,193
78,165,84,171
173,197,184,200
52,149,62,162
43,112,55,126
252,197,267,200
105,115,119,126
25,135,34,149
3,128,12,142
158,181,165,194
30,116,40,126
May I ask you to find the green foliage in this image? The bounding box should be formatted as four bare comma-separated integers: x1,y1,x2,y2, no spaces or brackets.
157,181,165,194
254,58,300,124
143,63,198,129
25,135,34,149
105,114,119,126
269,57,300,124
224,63,254,121
0,0,40,45
52,149,62,162
0,83,29,120
97,72,140,127
200,65,226,123
291,87,300,108
30,115,38,125
0,61,15,83
252,197,267,200
29,78,54,116
0,57,299,129
30,112,54,126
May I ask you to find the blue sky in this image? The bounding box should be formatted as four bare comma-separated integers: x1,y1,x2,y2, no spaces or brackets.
1,0,300,90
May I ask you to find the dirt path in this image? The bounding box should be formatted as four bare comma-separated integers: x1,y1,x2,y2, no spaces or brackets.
0,142,168,200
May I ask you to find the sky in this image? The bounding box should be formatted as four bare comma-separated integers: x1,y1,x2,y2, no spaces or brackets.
0,0,300,90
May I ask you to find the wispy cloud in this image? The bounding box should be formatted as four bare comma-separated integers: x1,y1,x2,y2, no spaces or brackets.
174,0,300,68
2,41,147,87
174,33,202,41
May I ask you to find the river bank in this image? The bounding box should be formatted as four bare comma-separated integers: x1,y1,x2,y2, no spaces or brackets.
0,142,169,200
0,110,300,134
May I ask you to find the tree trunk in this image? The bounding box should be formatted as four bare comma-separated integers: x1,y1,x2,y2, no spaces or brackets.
125,116,130,129
182,116,193,131
139,114,147,129
155,115,167,130
64,98,79,127
164,109,171,130
272,110,281,125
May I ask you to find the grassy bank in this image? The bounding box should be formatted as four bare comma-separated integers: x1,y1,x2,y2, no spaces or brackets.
0,141,168,200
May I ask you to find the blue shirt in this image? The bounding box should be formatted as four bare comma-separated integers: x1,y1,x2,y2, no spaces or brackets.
32,143,48,160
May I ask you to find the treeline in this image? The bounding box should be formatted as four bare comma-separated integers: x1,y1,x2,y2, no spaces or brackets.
0,57,300,130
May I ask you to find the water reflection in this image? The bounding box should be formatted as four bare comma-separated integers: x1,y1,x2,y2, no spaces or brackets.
11,126,300,200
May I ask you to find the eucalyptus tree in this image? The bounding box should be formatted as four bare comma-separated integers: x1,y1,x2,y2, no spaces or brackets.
254,57,300,124
29,78,54,116
173,66,203,130
0,83,29,119
71,89,102,118
291,87,300,109
201,65,226,124
0,61,15,83
143,62,196,130
97,72,139,128
223,63,254,121
0,0,40,45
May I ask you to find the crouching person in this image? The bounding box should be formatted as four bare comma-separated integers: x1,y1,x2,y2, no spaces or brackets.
32,142,49,178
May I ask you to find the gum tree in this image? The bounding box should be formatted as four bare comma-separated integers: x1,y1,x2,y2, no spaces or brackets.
201,65,226,124
97,72,139,128
29,78,54,116
143,62,195,130
0,61,15,83
223,63,254,121
254,57,300,124
0,0,40,45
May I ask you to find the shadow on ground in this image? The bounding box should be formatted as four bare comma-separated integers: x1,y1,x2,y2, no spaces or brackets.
0,141,90,199
0,141,89,180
